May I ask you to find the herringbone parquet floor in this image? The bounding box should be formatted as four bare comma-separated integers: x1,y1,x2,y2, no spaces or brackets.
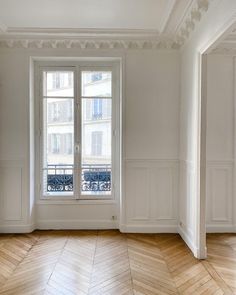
0,231,235,294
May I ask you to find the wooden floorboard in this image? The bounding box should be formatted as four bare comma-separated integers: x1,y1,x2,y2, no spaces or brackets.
0,231,235,294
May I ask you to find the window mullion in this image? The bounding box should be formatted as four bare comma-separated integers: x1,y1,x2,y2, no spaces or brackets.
74,66,82,200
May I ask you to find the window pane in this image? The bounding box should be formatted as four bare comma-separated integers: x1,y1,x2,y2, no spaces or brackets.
81,98,112,195
43,97,74,194
44,71,74,97
82,71,112,97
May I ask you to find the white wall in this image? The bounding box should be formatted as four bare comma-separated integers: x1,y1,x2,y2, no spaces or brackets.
0,48,180,233
179,0,236,258
206,54,235,232
123,51,179,232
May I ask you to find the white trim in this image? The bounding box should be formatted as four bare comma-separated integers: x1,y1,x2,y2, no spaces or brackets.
0,223,35,233
120,224,177,233
201,14,236,54
36,199,117,205
206,224,236,233
119,56,126,231
0,38,179,50
125,158,179,163
5,222,229,235
206,159,234,164
36,219,118,230
34,59,121,202
233,57,236,236
0,1,211,49
5,28,160,38
174,0,195,34
176,0,211,46
159,0,177,33
196,11,236,260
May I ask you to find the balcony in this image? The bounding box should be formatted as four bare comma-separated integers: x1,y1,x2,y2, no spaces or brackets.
46,164,111,193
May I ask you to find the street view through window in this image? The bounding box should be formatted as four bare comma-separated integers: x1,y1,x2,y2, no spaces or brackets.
42,70,112,197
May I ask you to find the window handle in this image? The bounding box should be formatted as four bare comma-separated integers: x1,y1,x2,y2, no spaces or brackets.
75,144,80,154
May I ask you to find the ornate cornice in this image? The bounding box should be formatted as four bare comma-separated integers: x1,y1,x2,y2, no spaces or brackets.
0,38,180,50
0,0,213,50
210,46,236,55
175,0,211,46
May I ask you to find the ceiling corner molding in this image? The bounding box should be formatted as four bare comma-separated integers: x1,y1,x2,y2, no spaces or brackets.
159,0,177,33
210,46,236,55
0,28,181,50
0,37,181,50
0,0,212,50
175,0,211,46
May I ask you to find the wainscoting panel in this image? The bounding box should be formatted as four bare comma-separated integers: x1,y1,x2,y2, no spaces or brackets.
0,160,23,222
178,160,195,252
125,159,178,232
206,160,234,232
150,167,176,220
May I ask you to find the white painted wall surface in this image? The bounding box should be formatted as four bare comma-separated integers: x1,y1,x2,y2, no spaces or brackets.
0,49,180,232
179,0,236,258
206,54,235,232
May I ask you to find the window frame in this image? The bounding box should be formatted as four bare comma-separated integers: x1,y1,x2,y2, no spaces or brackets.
35,60,120,202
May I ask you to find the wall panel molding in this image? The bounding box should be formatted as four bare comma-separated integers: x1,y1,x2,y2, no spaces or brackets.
120,224,177,233
0,160,25,223
178,160,196,250
206,160,234,232
125,159,179,232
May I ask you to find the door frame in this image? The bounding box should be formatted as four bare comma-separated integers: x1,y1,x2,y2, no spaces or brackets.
197,16,236,258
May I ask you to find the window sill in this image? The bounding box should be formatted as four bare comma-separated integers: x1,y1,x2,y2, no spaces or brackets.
36,199,117,205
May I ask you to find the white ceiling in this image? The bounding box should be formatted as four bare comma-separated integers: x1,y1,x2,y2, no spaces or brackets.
0,0,194,35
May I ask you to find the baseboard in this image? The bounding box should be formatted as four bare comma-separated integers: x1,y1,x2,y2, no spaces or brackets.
119,224,177,233
0,223,36,233
206,224,236,233
0,221,178,233
36,219,119,230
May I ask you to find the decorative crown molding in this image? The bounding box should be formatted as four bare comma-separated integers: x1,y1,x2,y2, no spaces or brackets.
0,37,180,50
159,0,177,33
210,46,236,55
0,0,213,50
175,0,211,46
210,29,236,55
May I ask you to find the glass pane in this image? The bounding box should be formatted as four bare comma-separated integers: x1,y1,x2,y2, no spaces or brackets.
81,98,112,195
43,97,74,195
82,71,112,97
44,71,74,97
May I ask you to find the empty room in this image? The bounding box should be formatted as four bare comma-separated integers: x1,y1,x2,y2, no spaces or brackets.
1,0,236,294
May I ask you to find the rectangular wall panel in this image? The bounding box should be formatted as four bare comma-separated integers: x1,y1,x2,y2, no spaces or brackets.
0,166,22,221
211,168,231,221
150,167,175,220
126,167,149,221
125,160,178,226
206,161,233,228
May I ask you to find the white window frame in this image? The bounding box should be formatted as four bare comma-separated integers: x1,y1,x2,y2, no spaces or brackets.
35,60,121,202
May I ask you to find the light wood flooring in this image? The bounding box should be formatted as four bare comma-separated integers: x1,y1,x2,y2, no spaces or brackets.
0,230,235,294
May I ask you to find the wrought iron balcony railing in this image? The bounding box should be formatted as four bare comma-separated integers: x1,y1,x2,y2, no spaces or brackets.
46,164,111,193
